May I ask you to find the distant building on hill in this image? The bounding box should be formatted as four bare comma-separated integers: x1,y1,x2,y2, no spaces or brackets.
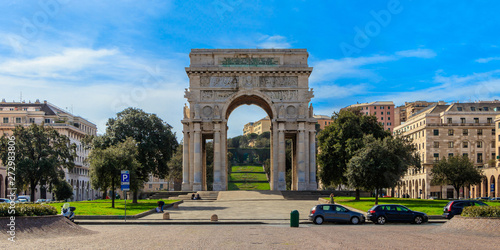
243,117,271,136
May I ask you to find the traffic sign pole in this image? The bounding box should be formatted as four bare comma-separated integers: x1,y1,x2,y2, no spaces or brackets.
121,170,130,222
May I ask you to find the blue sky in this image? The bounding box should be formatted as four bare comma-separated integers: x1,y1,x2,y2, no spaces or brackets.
1,0,500,139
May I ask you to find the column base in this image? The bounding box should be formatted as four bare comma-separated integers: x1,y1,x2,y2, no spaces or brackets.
212,183,224,191
192,183,202,191
308,182,318,191
181,182,191,191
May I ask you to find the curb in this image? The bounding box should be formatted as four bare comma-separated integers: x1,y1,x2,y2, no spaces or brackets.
75,200,184,220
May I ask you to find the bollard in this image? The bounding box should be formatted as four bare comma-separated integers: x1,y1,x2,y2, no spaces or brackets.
173,203,179,208
211,214,218,222
290,210,299,227
163,212,170,220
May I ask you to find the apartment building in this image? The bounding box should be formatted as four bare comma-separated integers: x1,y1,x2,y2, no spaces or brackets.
391,101,500,199
243,117,271,136
394,101,443,127
342,101,395,132
0,100,97,201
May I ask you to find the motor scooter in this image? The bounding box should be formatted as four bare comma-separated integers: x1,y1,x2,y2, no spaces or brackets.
61,203,76,222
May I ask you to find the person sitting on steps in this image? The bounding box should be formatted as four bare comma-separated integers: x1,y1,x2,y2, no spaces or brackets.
195,193,201,200
191,193,195,200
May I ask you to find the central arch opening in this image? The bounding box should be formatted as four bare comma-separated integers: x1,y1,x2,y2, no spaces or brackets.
226,98,272,191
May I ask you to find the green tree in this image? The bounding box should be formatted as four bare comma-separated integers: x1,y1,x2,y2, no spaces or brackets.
431,155,483,198
0,124,76,202
168,143,183,188
88,137,141,208
106,108,178,203
317,109,390,199
346,135,420,204
53,180,74,201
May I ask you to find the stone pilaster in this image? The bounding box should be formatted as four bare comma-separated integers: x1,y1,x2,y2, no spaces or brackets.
278,122,286,190
212,123,223,191
181,128,190,191
309,130,318,190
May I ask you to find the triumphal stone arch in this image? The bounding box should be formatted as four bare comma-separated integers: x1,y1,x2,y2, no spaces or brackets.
182,49,317,191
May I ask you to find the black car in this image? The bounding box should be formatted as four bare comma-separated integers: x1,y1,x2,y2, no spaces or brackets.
442,200,488,219
367,204,428,225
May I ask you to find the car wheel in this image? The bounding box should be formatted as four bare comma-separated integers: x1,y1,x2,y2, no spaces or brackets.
314,216,324,225
414,216,423,224
376,216,386,225
350,216,360,225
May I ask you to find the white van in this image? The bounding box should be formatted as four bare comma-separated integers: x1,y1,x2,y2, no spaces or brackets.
17,196,31,202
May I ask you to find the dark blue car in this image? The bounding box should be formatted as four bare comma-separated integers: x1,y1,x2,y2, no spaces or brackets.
367,204,428,225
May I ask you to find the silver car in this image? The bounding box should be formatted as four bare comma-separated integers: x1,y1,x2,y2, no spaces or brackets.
309,204,365,225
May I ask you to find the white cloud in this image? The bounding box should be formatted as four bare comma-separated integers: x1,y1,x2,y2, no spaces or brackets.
395,48,436,59
0,48,119,79
475,57,500,63
257,35,292,49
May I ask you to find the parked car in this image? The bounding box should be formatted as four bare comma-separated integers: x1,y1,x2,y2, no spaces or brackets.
0,198,11,203
309,204,365,225
443,200,488,219
489,197,500,201
35,199,46,203
367,204,428,225
17,196,30,202
478,197,490,200
17,198,28,203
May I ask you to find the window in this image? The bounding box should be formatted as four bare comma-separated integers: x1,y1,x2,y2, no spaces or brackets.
448,141,454,148
448,129,454,136
366,112,368,115
448,153,454,157
477,153,483,163
434,142,439,148
374,106,377,109
488,118,493,123
388,117,391,120
381,117,384,120
471,107,476,111
457,107,463,111
492,153,496,161
160,184,163,189
474,118,479,123
15,117,21,123
381,112,384,115
461,118,466,124
484,107,489,111
388,106,391,109
434,153,439,162
447,118,452,124
463,129,468,136
478,129,483,135
492,141,495,148
387,122,391,125
387,112,390,115
380,106,384,109
374,112,376,115
493,129,496,135
463,153,468,158
477,141,482,148
29,118,35,123
433,129,439,136
463,141,468,148
2,117,7,123
44,118,51,123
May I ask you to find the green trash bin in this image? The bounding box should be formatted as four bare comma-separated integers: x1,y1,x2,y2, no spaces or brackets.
290,210,299,227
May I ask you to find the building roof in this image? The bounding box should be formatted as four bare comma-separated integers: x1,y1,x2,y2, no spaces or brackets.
343,101,394,109
313,115,330,119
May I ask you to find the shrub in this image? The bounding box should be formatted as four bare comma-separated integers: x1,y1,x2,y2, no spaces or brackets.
462,206,500,217
0,203,58,217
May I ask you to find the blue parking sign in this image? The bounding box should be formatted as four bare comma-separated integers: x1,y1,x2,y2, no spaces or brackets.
121,170,130,191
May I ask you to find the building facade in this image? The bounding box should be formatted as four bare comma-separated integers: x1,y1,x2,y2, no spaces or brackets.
391,102,500,199
243,117,271,136
394,101,443,127
0,100,97,201
342,101,395,132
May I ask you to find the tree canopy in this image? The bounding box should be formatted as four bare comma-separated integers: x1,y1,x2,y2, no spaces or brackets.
346,135,420,204
105,107,178,202
317,108,391,189
0,124,76,202
431,155,483,197
88,137,141,207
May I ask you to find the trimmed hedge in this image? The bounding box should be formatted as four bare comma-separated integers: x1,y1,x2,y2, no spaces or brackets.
0,203,58,217
462,206,500,217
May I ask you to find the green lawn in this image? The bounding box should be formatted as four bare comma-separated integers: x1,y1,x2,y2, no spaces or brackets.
231,165,264,172
229,173,268,181
330,197,500,215
228,182,270,190
46,199,179,216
